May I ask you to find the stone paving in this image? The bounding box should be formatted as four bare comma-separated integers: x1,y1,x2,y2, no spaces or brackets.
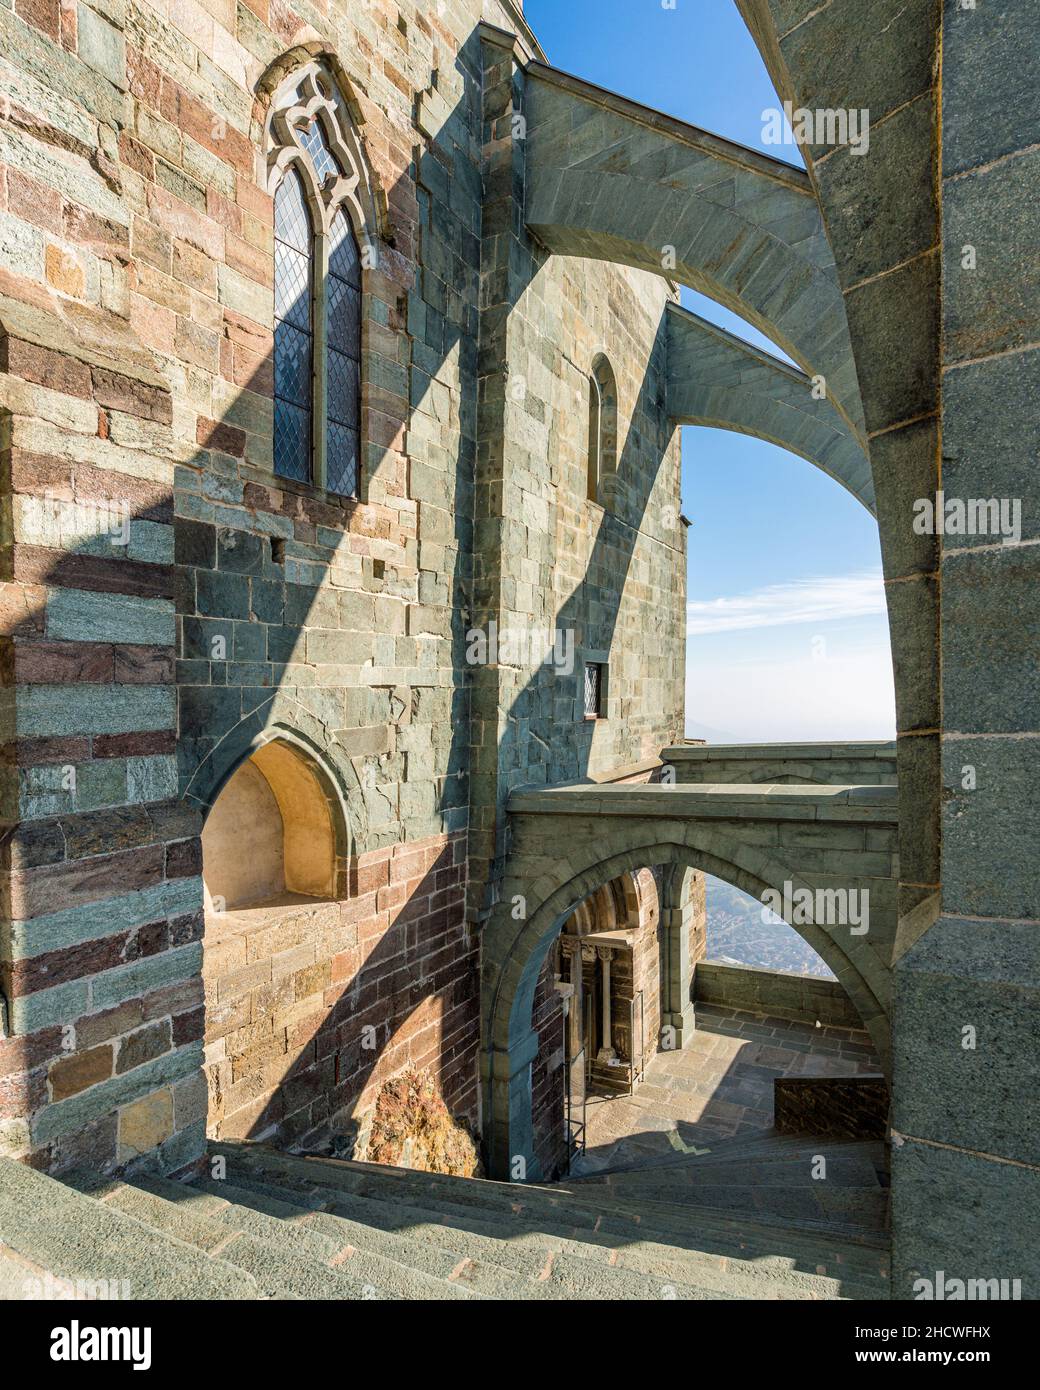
574,1003,881,1174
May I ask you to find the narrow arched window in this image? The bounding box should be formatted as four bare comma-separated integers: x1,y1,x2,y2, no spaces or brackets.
587,371,601,502
273,169,314,483
326,210,361,497
266,62,383,498
587,355,618,507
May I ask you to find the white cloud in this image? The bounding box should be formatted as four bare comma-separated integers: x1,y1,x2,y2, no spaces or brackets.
686,570,886,636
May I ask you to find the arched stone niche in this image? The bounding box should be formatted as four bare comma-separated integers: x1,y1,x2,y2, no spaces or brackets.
201,739,340,911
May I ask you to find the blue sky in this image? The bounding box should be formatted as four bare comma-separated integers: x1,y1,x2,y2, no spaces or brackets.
525,0,896,743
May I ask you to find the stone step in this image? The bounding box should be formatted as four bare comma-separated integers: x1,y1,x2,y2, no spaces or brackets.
243,1185,740,1302
574,1178,889,1230
194,1177,488,1300
219,1166,875,1300
126,1171,487,1301
198,1167,768,1301
221,1142,888,1255
578,1135,887,1178
0,1242,78,1300
0,1158,258,1301
65,1170,409,1300
190,1173,545,1301
212,1179,558,1300
577,1155,884,1190
217,1148,888,1296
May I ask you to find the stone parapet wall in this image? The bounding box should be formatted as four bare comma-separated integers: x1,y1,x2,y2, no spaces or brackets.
663,741,898,786
695,959,864,1030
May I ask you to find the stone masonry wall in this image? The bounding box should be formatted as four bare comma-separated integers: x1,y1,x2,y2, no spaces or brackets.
204,827,475,1147
695,959,865,1030
0,0,686,1174
469,31,685,925
0,0,489,1173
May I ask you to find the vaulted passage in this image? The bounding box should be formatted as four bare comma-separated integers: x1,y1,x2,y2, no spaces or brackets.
481,753,898,1180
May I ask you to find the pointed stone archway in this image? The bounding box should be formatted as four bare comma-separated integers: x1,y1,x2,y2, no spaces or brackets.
480,780,897,1179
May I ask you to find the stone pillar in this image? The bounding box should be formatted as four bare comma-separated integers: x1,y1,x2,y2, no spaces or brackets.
480,1028,542,1183
597,946,615,1061
566,939,583,1058
890,0,1040,1300
659,863,702,1050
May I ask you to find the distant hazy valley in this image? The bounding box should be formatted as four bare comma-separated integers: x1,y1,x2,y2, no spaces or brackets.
704,875,834,979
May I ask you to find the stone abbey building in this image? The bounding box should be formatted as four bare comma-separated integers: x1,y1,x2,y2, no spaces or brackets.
0,0,1036,1300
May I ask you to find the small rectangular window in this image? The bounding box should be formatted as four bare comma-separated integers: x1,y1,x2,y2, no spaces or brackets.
583,662,605,719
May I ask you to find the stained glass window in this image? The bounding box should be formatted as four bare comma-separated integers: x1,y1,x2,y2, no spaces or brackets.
268,79,370,499
273,168,313,483
326,210,362,497
299,118,343,185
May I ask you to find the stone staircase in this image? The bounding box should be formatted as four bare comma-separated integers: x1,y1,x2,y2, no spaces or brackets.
0,1133,889,1300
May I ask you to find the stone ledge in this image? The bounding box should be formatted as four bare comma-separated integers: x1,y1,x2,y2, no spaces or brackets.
508,781,900,820
664,740,898,760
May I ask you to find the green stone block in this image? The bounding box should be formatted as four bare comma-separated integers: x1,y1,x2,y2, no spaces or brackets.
46,589,174,645
891,1136,1040,1299
942,544,1040,734
126,755,179,803
74,757,128,811
76,4,127,91
90,941,204,1012
18,685,175,737
944,149,1040,363
942,348,1040,547
943,0,1040,174
11,878,200,959
940,737,1040,919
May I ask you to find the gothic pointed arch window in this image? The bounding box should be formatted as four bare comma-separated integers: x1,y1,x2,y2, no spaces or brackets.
266,62,381,497
587,354,618,507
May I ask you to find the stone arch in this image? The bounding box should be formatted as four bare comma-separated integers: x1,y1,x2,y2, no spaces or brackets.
522,65,866,448
618,868,647,928
665,304,875,513
482,829,889,1178
201,732,350,910
199,729,352,1143
181,700,368,859
251,45,391,240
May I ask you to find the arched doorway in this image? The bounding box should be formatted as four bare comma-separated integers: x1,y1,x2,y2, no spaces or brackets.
557,871,661,1087
482,830,891,1180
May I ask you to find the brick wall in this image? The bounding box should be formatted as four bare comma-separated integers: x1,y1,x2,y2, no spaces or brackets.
529,954,566,1180
204,828,475,1149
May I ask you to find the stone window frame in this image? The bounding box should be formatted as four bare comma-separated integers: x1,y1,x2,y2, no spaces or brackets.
582,649,610,720
265,61,383,499
586,354,619,509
